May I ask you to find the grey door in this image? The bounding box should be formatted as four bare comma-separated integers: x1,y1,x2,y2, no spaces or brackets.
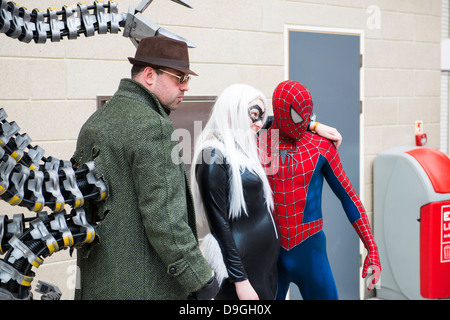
288,30,361,300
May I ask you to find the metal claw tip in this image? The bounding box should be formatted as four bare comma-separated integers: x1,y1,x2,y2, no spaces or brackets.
155,27,196,48
170,0,193,9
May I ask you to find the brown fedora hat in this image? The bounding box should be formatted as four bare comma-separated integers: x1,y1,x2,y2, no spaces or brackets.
128,36,198,76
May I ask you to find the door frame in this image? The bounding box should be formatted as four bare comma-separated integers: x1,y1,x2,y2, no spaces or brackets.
284,25,367,299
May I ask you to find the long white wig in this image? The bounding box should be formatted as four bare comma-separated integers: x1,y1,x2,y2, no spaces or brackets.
190,83,274,223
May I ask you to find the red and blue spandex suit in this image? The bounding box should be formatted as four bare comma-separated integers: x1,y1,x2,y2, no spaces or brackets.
258,80,381,300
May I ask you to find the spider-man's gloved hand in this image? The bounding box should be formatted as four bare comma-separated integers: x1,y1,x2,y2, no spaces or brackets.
353,217,381,290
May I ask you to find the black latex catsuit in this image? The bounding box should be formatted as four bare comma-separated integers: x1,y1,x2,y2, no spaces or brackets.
195,147,280,300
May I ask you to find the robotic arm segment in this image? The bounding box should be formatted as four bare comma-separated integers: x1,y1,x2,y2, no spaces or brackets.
0,0,195,47
5,1,20,39
0,108,106,299
0,0,10,33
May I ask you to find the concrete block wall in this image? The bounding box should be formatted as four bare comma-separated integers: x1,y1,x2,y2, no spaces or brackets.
0,0,443,299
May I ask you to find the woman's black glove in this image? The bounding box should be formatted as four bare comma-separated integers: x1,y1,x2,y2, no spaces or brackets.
187,276,219,300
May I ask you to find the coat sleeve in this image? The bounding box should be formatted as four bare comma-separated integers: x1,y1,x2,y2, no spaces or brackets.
128,114,212,293
195,148,248,283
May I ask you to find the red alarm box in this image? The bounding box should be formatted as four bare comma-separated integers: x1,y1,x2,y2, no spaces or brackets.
420,201,450,299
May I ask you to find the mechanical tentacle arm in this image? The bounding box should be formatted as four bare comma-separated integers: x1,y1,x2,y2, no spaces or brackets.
0,0,195,301
0,108,107,300
0,0,195,47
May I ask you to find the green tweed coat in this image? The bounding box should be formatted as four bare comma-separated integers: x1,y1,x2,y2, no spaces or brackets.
73,78,212,300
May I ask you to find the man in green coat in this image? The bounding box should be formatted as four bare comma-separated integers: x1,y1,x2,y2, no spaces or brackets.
73,36,216,300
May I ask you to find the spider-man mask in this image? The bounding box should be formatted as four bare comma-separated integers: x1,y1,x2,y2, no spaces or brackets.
272,80,313,140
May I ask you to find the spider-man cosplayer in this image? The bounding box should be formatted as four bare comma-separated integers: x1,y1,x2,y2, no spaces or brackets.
258,80,381,300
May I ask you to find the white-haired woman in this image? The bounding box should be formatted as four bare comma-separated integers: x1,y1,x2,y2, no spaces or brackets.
191,83,341,300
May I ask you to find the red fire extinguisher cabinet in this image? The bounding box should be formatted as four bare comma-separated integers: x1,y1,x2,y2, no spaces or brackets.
374,147,450,300
406,148,450,299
